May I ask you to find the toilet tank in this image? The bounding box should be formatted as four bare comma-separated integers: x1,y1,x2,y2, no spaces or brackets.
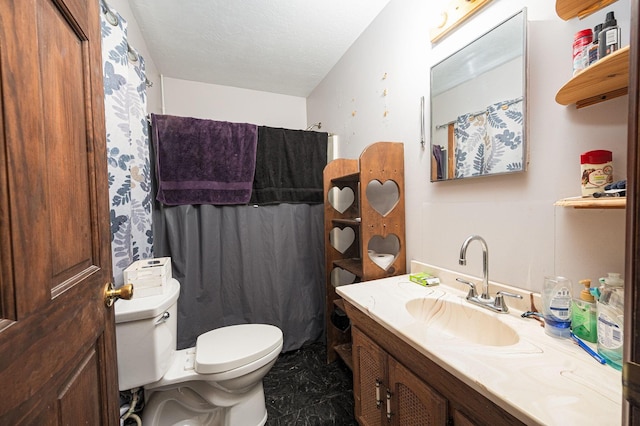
114,278,180,391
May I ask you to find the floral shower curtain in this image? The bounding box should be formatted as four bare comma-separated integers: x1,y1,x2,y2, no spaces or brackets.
100,4,153,285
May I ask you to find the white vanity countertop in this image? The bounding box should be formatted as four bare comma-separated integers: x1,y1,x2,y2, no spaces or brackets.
336,267,622,426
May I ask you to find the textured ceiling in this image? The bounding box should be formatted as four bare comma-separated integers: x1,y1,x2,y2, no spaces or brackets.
128,0,391,97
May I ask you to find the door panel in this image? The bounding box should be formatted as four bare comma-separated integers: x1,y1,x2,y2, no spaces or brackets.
388,357,447,425
353,327,386,426
59,349,101,424
39,0,94,286
0,0,118,423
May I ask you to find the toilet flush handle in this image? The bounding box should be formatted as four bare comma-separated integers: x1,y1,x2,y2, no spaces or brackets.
156,311,171,325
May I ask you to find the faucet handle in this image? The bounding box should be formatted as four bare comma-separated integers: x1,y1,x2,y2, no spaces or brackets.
494,291,523,313
456,278,477,299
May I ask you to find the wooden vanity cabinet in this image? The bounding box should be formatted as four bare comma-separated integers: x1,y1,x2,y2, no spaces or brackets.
346,301,526,426
353,327,447,425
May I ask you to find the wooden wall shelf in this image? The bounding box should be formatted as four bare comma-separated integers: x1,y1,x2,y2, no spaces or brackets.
555,45,629,108
556,0,619,20
555,197,626,209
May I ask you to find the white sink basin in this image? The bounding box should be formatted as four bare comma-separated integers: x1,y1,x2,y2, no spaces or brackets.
405,297,520,347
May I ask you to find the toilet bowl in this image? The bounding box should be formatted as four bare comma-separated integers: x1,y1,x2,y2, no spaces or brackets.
114,278,283,426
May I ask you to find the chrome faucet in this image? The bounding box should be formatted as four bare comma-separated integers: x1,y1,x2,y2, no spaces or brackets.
459,235,491,301
457,235,522,313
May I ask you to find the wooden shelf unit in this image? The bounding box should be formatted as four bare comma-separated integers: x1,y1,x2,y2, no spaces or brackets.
554,1,628,207
555,45,630,108
323,142,406,365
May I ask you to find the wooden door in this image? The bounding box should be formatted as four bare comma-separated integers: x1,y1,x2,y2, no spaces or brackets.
625,0,640,423
387,357,447,425
0,0,118,423
352,327,387,426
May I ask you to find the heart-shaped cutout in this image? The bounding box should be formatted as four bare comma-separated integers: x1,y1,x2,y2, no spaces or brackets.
331,267,356,287
330,227,355,254
365,180,399,216
328,186,355,214
368,234,400,270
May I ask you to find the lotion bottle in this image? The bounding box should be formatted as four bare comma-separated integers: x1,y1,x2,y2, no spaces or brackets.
571,279,597,343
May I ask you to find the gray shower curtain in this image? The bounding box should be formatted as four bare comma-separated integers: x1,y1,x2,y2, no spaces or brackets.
153,203,325,352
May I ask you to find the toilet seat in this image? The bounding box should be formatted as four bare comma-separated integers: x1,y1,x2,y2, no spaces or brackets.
146,323,283,392
196,324,283,374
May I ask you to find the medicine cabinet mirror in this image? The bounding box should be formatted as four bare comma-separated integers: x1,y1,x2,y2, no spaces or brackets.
430,9,527,181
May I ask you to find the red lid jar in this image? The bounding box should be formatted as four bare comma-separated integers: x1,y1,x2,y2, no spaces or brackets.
580,150,613,196
573,29,593,75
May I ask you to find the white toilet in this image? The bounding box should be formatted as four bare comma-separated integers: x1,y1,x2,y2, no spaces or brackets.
114,278,283,426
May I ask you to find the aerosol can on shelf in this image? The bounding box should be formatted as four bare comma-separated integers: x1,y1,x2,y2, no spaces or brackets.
596,273,624,370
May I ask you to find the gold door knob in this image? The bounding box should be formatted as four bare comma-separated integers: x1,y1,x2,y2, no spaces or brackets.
104,283,134,307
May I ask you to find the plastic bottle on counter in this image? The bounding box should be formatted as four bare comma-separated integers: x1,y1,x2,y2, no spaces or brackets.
543,276,573,338
596,273,624,370
571,279,598,343
598,11,621,59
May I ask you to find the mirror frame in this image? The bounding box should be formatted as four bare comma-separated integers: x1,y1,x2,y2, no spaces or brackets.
430,8,528,182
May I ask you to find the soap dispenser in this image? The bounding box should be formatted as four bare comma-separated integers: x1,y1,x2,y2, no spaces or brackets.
571,279,597,343
596,273,624,370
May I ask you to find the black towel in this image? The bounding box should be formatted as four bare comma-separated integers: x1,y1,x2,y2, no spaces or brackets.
250,127,328,205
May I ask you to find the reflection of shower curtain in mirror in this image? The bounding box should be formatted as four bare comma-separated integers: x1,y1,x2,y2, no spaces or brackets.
486,98,523,173
454,98,523,178
454,112,487,178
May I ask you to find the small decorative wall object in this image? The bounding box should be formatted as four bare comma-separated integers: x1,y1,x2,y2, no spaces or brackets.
430,0,493,43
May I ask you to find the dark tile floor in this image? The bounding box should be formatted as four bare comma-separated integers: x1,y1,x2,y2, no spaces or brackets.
263,342,357,426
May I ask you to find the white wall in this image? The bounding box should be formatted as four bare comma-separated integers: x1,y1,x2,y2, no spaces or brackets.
307,0,630,293
161,77,308,129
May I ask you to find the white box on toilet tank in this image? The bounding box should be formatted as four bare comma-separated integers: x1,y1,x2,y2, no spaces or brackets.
114,278,180,391
123,257,172,298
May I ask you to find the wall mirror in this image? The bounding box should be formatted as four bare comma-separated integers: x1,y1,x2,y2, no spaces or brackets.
430,9,527,181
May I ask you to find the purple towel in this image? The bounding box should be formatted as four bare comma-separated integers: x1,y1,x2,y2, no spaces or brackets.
152,114,258,205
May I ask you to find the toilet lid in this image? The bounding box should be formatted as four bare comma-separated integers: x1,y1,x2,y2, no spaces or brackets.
195,324,283,374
